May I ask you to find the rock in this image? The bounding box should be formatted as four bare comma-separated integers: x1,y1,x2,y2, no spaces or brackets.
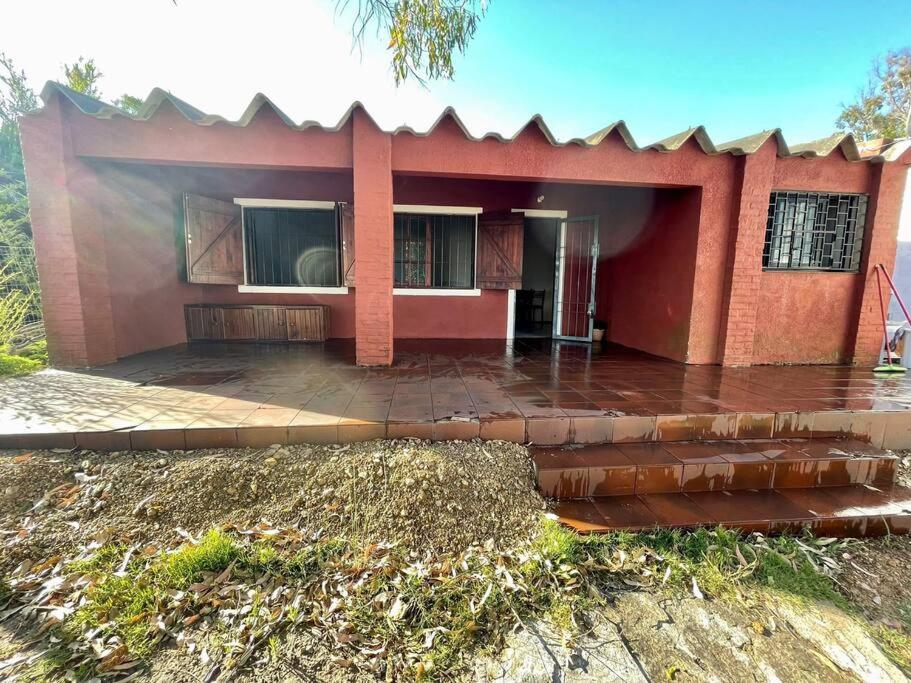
476,616,646,682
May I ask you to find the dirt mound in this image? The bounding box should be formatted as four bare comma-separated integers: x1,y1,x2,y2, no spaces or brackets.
0,440,543,571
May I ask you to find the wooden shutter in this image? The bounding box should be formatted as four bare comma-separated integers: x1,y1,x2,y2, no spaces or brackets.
476,211,524,290
340,203,355,287
184,193,244,284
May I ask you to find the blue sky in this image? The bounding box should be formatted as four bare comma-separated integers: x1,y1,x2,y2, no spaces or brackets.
431,0,911,144
1,0,909,146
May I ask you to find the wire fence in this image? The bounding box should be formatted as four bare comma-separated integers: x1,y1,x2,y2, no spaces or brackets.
0,244,42,325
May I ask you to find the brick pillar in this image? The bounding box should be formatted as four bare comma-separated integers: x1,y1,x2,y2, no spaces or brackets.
351,108,393,366
19,96,117,367
718,141,777,366
851,162,909,366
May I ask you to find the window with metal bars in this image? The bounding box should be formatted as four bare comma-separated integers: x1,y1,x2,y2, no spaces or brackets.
762,191,868,272
393,213,475,288
244,207,341,286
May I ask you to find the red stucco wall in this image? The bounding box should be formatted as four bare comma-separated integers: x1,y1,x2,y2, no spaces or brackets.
752,272,858,365
20,93,910,367
597,188,701,362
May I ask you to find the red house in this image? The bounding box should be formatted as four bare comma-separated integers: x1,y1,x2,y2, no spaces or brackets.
19,82,911,369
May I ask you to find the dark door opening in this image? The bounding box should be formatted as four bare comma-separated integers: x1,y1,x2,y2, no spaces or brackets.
514,217,559,338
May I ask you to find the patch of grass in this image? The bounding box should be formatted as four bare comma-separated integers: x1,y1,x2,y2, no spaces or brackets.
154,528,239,587
589,526,849,605
753,537,848,608
17,339,47,364
26,521,861,681
66,543,130,575
66,530,240,658
875,625,911,672
0,351,41,377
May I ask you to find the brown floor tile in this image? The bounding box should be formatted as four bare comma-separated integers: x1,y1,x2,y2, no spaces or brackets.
479,418,525,442
636,464,684,494
772,459,819,488
661,441,725,463
130,428,186,451
591,496,660,530
685,489,810,524
188,409,255,429
640,493,709,527
552,500,612,533
75,430,132,451
241,408,300,427
884,411,911,449
185,427,238,449
236,426,288,447
387,422,433,439
338,423,387,442
571,417,613,444
287,424,339,444
735,413,774,439
611,416,657,443
527,418,571,445
538,467,590,498
432,420,480,441
589,465,637,496
773,412,814,439
725,461,774,490
811,411,854,439
680,463,730,492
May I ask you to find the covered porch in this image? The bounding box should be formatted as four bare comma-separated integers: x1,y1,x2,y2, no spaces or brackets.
2,339,911,451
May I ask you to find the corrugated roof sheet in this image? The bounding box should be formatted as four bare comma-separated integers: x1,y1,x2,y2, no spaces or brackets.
39,81,910,162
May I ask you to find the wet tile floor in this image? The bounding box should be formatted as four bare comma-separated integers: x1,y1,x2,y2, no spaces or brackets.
533,439,897,498
2,338,911,451
552,484,911,537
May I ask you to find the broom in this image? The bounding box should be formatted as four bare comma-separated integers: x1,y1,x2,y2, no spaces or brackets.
873,264,906,373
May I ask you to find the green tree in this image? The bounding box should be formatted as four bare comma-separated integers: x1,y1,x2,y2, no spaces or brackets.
114,93,144,115
63,57,103,98
339,0,487,84
837,48,911,140
0,54,38,182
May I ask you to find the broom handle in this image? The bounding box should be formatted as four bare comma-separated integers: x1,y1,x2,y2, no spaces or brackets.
876,266,896,365
878,264,911,327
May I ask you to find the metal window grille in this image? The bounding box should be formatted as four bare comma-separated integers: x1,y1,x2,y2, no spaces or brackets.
762,191,868,272
394,214,429,286
394,213,475,288
245,207,341,286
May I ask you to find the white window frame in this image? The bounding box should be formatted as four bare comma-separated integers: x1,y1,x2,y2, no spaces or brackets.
234,198,349,294
391,204,483,296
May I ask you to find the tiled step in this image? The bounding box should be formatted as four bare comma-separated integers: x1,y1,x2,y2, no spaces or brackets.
551,484,911,537
533,438,897,499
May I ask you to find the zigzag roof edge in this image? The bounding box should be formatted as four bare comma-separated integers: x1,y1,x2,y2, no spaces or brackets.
37,81,902,162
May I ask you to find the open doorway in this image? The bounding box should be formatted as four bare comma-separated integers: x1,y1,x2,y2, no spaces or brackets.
514,216,559,338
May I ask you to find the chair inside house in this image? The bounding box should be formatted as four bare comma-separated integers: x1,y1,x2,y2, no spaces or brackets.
530,289,545,325
515,288,550,337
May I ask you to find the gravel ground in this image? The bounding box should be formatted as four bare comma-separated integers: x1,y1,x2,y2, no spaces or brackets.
0,439,544,574
834,452,911,631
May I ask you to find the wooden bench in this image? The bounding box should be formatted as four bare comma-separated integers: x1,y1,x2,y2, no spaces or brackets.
184,304,330,342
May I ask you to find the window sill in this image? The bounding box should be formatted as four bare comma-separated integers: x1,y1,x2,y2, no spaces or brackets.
238,285,350,294
393,288,482,297
761,269,859,274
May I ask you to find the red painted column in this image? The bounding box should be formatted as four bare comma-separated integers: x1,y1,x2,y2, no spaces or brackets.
351,108,394,366
19,97,117,367
718,141,777,366
851,162,909,366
